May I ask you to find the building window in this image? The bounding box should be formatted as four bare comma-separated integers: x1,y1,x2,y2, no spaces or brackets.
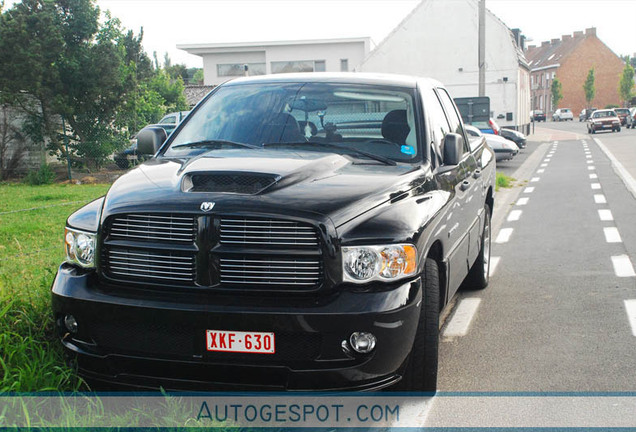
271,60,325,74
340,59,349,72
314,60,326,72
217,63,266,77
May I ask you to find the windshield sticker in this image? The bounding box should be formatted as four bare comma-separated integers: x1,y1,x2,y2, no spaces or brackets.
401,145,415,155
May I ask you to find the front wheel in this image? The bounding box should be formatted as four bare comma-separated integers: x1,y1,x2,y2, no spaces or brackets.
399,258,440,393
464,204,491,290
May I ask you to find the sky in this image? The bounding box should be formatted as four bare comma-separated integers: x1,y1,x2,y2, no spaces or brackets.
4,0,636,67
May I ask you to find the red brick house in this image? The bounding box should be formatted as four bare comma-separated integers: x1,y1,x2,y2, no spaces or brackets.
525,28,624,118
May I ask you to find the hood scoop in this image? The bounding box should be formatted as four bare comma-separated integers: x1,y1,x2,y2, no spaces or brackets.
183,172,280,194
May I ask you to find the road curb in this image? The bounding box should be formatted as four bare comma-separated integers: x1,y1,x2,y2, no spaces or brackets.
492,142,551,236
593,137,636,201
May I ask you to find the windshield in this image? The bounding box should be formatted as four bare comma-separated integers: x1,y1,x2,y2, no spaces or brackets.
164,82,420,163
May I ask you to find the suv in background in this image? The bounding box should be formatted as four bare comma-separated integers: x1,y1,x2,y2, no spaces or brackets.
614,108,630,126
158,111,190,125
531,110,546,122
579,108,597,122
629,108,636,129
552,108,573,121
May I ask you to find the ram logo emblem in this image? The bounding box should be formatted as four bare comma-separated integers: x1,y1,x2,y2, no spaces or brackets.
200,202,215,212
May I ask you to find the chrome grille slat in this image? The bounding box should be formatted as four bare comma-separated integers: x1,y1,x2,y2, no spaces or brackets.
219,257,321,288
219,218,319,247
104,246,196,284
108,214,196,243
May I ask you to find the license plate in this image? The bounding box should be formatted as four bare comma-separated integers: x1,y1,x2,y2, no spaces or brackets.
206,330,275,354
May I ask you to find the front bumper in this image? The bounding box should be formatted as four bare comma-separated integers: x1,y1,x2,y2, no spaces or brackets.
51,264,423,391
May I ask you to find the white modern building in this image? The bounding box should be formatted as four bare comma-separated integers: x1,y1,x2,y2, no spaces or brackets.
178,38,371,86
357,0,531,132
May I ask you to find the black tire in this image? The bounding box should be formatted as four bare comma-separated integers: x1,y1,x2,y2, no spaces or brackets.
464,204,491,290
399,257,440,393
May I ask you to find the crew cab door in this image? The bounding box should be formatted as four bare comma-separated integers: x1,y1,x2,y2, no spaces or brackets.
435,88,484,277
423,88,476,299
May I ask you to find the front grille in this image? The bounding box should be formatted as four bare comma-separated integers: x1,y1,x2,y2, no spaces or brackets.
188,173,278,194
220,217,319,247
219,257,322,288
108,214,196,243
104,247,196,283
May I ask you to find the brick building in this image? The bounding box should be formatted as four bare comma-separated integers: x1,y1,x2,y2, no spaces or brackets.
525,28,625,118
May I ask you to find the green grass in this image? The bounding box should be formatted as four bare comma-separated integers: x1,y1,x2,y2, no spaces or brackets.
496,172,516,191
0,183,110,392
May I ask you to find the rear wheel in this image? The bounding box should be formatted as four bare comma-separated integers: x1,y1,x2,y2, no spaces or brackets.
464,204,491,290
399,258,440,393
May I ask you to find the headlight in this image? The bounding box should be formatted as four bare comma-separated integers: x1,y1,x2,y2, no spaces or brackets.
342,244,417,283
64,227,96,268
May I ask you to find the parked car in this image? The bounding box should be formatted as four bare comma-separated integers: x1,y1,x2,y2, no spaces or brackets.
113,124,177,169
158,111,190,125
53,73,496,393
552,108,573,121
614,108,630,126
500,127,527,149
466,124,518,161
471,118,501,135
531,110,546,122
579,108,598,122
587,109,621,133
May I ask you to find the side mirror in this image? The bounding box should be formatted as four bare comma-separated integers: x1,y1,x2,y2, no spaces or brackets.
442,133,464,166
137,127,168,155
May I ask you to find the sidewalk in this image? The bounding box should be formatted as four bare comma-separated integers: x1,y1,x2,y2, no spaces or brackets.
527,124,587,142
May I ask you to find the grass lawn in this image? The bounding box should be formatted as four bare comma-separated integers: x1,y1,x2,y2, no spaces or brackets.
0,183,110,392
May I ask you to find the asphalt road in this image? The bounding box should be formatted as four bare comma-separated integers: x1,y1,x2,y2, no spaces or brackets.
423,121,636,426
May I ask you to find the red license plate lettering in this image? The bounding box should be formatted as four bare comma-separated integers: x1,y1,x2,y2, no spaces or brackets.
206,330,275,354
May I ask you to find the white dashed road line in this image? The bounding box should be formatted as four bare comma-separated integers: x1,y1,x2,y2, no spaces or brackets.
495,228,513,243
588,166,595,170
612,255,636,278
524,187,535,193
443,298,482,338
590,174,598,179
591,183,601,190
604,227,623,243
624,300,636,336
507,210,522,222
516,197,529,206
598,209,614,221
489,256,501,277
594,194,606,204
530,177,540,182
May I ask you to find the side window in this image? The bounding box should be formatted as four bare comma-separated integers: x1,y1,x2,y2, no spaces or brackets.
436,88,469,153
423,89,451,167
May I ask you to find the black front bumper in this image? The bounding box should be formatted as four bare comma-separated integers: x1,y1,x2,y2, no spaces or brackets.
51,264,423,391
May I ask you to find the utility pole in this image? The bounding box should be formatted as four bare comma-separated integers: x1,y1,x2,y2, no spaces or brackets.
478,0,486,97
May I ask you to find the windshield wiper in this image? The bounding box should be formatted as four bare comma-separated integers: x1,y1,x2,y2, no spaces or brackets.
262,141,397,166
172,139,261,150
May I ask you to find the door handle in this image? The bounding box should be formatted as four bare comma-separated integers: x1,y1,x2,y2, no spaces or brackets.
460,181,470,191
473,170,482,179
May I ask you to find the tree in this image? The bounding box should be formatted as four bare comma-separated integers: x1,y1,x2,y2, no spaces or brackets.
583,68,596,107
618,62,635,107
551,77,563,110
0,0,146,169
193,69,205,85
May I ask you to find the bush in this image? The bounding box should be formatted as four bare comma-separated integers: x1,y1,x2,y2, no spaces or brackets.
605,104,620,109
496,172,515,191
24,163,56,185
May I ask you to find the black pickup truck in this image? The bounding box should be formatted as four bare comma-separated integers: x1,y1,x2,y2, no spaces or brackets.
52,73,496,392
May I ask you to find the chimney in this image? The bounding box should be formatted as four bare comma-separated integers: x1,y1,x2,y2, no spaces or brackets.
551,38,560,44
573,31,584,37
562,34,572,41
542,41,550,47
528,44,536,49
585,27,596,36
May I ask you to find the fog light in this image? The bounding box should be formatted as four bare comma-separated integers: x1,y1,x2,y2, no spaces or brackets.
64,314,78,334
349,332,376,353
